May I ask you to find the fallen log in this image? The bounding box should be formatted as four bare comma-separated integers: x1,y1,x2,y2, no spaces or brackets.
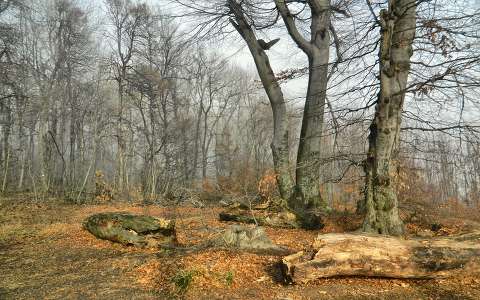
219,198,324,229
282,231,480,282
219,210,301,229
83,212,176,248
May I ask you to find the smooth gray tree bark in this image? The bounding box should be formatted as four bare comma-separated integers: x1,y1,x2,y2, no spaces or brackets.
228,0,295,202
228,0,333,228
275,0,331,212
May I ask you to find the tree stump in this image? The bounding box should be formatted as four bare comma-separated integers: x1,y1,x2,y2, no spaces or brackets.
210,225,292,255
282,231,480,282
83,212,176,248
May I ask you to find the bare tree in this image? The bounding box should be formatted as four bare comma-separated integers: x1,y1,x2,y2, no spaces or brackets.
104,0,148,193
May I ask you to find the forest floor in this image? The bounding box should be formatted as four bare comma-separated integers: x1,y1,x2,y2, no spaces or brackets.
1,195,480,300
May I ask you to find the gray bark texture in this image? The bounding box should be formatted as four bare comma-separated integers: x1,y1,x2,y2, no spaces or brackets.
228,0,334,229
362,0,416,235
275,0,330,214
228,0,294,202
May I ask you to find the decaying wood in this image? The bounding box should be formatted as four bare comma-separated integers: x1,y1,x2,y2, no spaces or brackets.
83,213,289,255
219,199,325,229
154,225,292,256
282,231,480,283
219,209,301,229
208,225,292,255
83,212,176,248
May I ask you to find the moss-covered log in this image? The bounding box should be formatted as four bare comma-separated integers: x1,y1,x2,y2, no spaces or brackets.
83,212,176,248
282,231,480,283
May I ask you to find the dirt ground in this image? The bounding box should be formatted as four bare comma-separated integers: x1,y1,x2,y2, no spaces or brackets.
1,195,479,300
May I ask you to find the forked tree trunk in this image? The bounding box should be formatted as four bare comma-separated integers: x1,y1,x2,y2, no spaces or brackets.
282,231,480,282
229,0,332,229
293,2,330,212
362,0,416,235
274,0,331,226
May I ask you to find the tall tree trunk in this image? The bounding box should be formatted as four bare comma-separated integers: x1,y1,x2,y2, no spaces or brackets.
192,99,203,182
39,93,54,194
17,120,26,191
1,100,11,193
28,127,35,189
202,114,208,181
172,89,190,184
294,4,330,211
363,0,416,235
116,76,127,194
68,73,76,189
274,0,331,226
228,0,295,201
201,90,213,181
149,95,156,198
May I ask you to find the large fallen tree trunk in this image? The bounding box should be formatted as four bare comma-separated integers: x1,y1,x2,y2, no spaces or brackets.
282,231,480,282
83,212,176,248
